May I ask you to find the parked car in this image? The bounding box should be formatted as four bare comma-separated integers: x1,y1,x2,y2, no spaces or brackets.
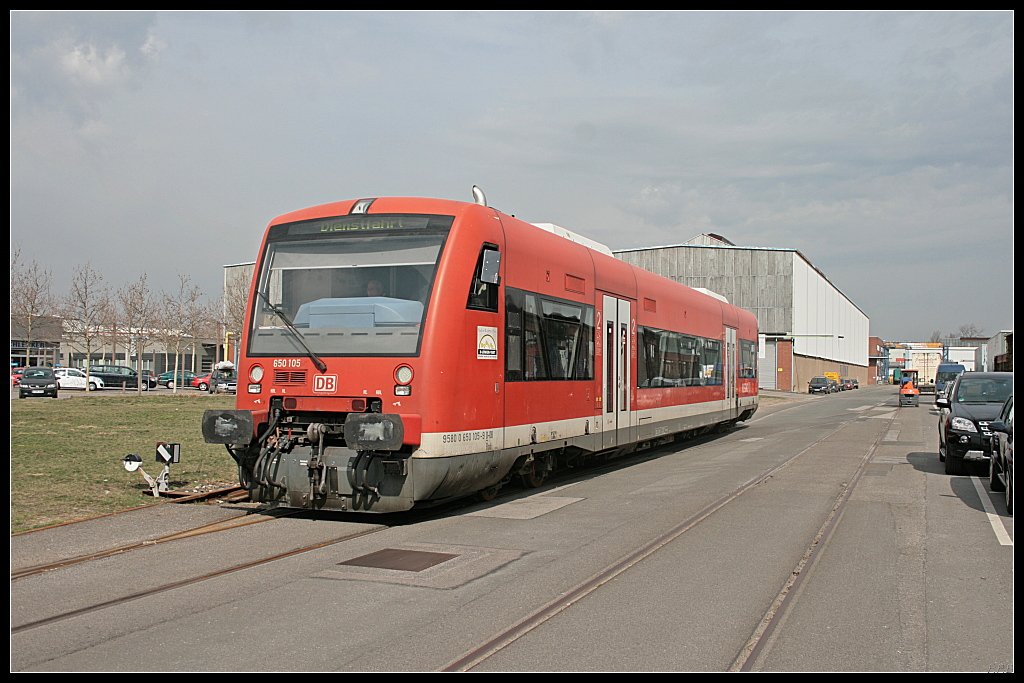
808,376,831,394
86,364,149,390
54,367,105,391
12,367,25,386
17,366,59,399
827,378,840,394
842,378,855,391
210,368,237,394
987,394,1013,515
850,379,859,389
158,370,198,389
192,372,213,392
936,372,1014,476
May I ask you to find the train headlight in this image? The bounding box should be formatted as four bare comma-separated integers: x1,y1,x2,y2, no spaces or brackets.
249,365,264,382
394,365,413,385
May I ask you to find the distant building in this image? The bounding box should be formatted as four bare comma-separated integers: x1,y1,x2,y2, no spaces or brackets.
615,234,869,392
868,336,887,385
11,313,222,375
984,330,1013,372
10,315,62,368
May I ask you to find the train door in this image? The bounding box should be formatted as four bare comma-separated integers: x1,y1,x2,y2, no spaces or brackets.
601,294,635,449
725,326,737,412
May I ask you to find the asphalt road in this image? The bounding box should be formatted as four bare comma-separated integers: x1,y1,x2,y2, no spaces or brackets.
10,385,1013,672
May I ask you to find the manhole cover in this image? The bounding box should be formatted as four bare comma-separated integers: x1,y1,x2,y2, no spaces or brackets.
338,548,458,572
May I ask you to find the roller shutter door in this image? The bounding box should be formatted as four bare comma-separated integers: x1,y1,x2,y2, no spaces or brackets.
758,339,777,390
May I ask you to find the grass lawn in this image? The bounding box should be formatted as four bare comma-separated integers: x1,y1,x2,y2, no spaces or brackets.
11,393,242,533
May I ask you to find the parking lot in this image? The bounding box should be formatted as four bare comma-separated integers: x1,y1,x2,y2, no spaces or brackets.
11,383,234,400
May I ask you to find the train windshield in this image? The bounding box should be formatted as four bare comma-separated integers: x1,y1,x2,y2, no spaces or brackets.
249,215,451,356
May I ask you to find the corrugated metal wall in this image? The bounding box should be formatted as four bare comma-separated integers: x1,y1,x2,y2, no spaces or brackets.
791,257,869,366
617,246,794,337
615,244,870,377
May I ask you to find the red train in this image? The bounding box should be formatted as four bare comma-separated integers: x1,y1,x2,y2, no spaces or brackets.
203,191,759,512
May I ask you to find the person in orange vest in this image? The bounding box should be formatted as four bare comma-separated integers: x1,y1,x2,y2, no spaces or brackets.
899,376,920,406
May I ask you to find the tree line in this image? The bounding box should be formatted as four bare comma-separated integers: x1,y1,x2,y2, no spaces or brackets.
10,245,250,391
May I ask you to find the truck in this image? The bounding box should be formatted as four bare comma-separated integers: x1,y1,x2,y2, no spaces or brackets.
912,349,942,394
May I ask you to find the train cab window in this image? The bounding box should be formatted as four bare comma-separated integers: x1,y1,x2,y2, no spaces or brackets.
251,229,446,356
467,246,500,312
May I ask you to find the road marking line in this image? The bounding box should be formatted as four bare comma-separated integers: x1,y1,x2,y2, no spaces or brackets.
970,476,1013,546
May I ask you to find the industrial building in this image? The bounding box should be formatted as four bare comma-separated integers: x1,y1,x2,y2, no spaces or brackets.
614,234,869,392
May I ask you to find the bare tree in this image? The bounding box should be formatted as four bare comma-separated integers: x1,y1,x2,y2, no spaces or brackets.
62,264,109,390
180,295,215,377
149,307,176,378
929,330,943,343
11,249,55,367
161,274,205,392
221,266,252,365
98,293,121,365
956,323,983,339
116,275,154,395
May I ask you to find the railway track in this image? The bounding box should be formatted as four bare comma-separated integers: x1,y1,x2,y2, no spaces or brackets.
443,401,898,672
11,506,294,581
14,394,931,671
11,524,388,635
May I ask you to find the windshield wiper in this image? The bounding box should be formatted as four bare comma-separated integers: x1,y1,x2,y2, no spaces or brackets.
257,291,328,373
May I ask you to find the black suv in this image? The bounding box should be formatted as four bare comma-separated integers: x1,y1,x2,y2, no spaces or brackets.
86,364,150,390
808,376,830,394
936,372,1013,475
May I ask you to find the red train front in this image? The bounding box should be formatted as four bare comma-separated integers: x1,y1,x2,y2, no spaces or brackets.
202,194,759,512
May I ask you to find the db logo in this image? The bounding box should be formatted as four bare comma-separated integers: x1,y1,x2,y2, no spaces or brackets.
313,375,338,393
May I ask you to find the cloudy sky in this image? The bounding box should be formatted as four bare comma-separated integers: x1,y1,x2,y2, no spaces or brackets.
10,10,1013,342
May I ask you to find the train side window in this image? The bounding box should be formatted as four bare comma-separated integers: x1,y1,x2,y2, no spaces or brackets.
505,289,524,381
701,339,723,386
505,287,593,382
467,246,500,312
739,340,757,379
638,325,718,388
523,294,548,380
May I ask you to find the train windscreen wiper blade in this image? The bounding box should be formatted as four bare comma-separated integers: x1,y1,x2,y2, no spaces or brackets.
257,290,328,374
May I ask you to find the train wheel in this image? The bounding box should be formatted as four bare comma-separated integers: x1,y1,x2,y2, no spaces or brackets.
520,460,547,488
477,484,501,502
